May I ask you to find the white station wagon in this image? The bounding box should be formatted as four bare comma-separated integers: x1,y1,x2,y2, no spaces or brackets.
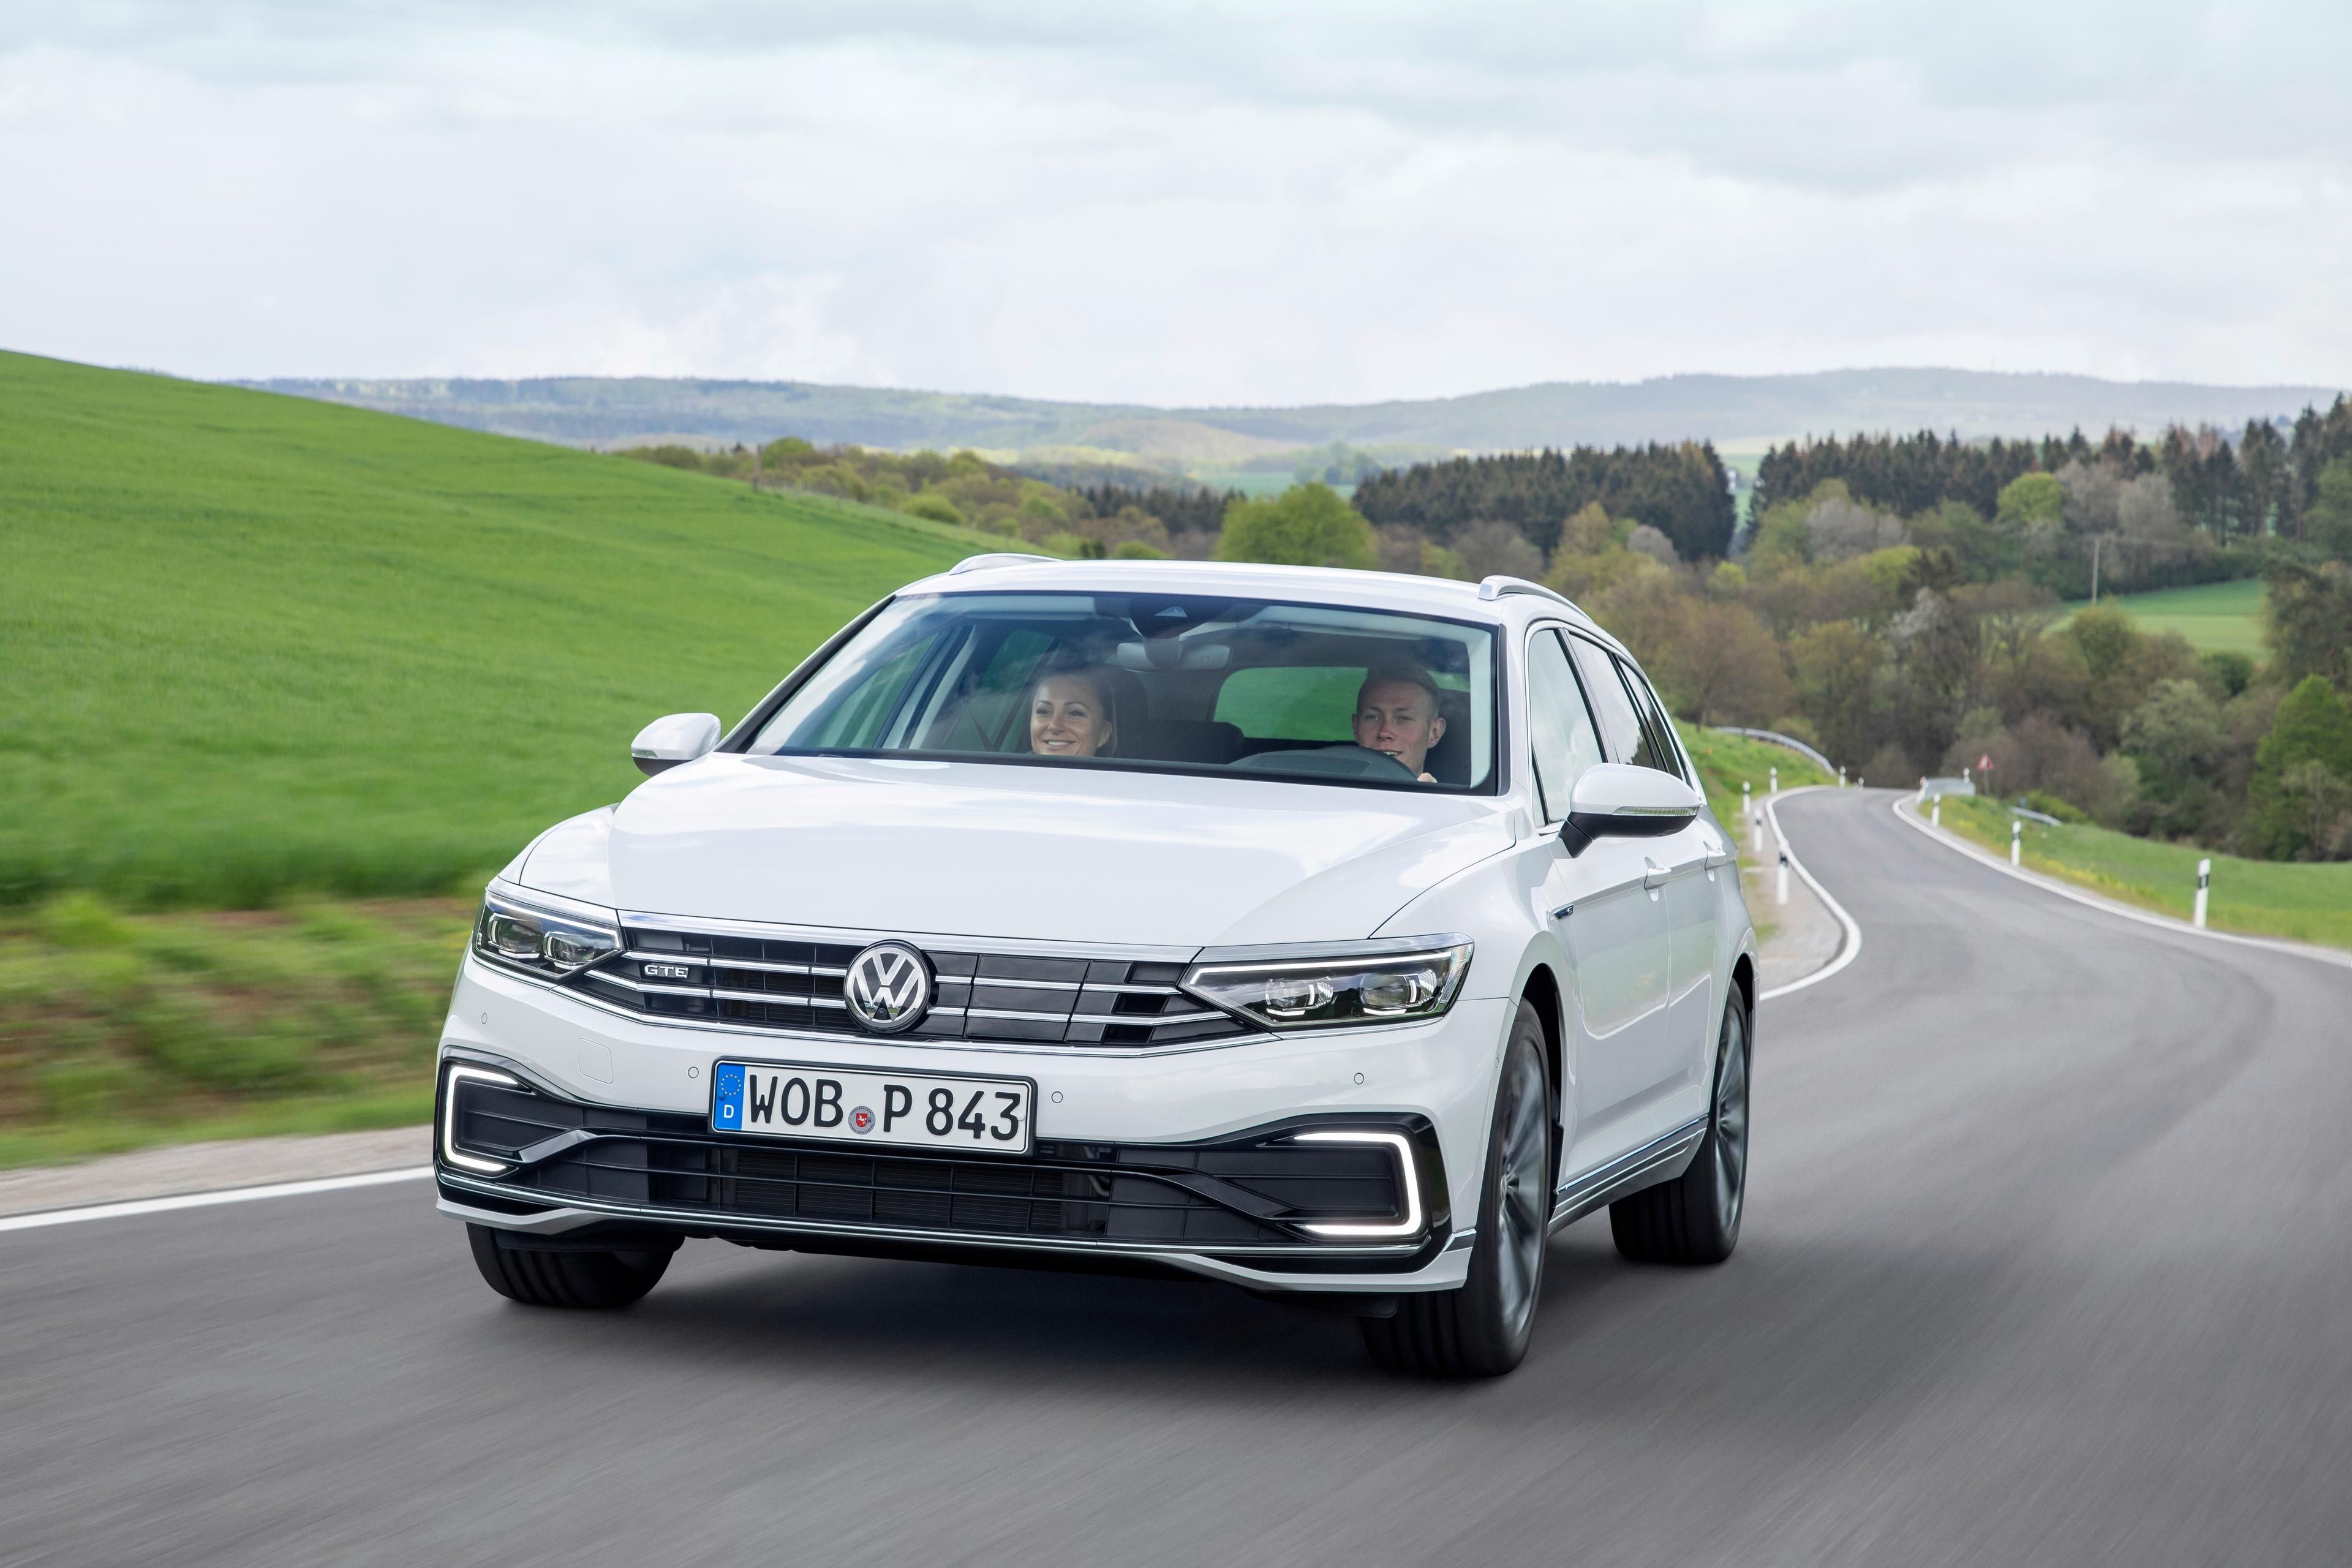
437,557,1757,1376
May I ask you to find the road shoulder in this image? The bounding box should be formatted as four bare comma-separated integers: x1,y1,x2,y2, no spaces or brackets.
0,1125,428,1219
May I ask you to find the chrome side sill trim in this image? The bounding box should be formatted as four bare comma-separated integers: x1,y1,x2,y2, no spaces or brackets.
1548,1116,1708,1234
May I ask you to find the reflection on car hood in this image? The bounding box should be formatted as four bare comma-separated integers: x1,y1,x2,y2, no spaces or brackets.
520,755,1515,948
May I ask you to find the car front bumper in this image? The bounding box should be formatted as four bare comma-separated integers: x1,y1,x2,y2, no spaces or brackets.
436,956,1509,1294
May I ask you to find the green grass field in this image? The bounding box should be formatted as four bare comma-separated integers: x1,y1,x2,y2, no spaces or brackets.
1679,725,1832,835
0,894,467,1166
0,351,1027,910
2059,578,2267,656
1921,794,2352,951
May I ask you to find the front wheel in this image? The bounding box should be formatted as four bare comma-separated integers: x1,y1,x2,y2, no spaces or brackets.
1361,1000,1552,1377
466,1224,675,1309
1609,993,1749,1265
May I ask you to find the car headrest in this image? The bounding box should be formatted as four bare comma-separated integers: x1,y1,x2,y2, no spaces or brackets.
1423,687,1472,785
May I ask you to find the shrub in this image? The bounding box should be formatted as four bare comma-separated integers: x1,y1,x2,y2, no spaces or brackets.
900,493,964,526
1213,484,1376,570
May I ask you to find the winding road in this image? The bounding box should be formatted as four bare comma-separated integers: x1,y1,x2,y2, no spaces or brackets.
6,788,2349,1566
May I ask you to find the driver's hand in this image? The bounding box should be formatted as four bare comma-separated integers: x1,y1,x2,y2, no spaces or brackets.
1417,772,1435,783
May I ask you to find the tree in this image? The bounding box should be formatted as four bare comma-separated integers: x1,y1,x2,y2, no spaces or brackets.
2263,559,2352,688
2305,458,2352,560
1673,601,1792,726
1213,483,1376,570
1996,472,2065,527
1452,520,1544,581
2246,676,2352,857
2120,679,2226,779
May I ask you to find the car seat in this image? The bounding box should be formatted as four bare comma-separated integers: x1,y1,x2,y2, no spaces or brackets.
1422,688,1472,785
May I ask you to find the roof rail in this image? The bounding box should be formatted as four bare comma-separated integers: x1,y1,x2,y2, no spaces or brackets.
948,552,1060,576
1476,575,1575,610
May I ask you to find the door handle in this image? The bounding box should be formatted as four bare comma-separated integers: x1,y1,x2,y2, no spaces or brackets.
1642,858,1670,891
1703,848,1736,870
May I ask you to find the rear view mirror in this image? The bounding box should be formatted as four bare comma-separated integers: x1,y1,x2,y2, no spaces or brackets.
1559,763,1703,857
631,712,722,777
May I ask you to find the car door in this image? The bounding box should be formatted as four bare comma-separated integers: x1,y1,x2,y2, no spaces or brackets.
1526,627,1673,1169
1564,635,1707,1144
1608,651,1729,1110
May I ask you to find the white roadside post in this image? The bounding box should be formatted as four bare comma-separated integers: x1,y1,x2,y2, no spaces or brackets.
2010,818,2022,867
1932,797,1941,827
2195,858,2211,929
1770,765,1779,794
1917,775,1928,804
1777,846,1790,906
1838,766,1847,788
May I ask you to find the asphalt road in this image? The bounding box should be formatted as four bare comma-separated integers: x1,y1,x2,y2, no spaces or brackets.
7,788,2350,1567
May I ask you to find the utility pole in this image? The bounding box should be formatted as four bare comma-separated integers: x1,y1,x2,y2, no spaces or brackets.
2089,534,2102,604
752,440,763,491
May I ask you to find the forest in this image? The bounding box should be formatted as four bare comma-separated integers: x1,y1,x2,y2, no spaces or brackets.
624,398,2352,864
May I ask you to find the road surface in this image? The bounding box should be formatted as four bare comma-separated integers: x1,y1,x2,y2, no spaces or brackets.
6,788,2348,1566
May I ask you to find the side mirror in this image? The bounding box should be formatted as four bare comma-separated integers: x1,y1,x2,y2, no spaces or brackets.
630,712,722,777
1559,763,1703,857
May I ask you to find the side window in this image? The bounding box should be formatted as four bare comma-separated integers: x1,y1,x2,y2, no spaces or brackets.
1525,630,1604,822
1567,636,1651,769
1612,656,1687,782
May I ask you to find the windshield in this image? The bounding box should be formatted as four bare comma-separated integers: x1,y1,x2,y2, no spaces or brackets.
747,592,1498,791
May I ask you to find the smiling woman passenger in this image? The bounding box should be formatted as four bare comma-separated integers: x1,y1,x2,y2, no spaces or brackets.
1028,665,1119,759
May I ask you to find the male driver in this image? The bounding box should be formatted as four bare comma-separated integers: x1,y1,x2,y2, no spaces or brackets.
1353,663,1448,781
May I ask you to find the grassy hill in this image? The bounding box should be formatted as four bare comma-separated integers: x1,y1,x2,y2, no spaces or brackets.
0,351,1023,909
2060,579,2267,657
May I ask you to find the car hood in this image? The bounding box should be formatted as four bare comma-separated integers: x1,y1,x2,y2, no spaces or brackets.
516,754,1514,948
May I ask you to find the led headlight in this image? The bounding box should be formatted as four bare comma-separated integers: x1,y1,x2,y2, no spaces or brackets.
1184,939,1471,1031
472,891,619,979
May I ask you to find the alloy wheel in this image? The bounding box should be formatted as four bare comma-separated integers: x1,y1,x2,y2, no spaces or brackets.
1712,1016,1749,1234
1494,1049,1550,1337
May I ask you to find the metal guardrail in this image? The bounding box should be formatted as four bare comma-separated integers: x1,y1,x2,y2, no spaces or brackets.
1920,776,1977,800
1710,726,1835,777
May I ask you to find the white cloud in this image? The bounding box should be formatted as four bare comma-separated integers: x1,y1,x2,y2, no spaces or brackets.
1,1,2346,402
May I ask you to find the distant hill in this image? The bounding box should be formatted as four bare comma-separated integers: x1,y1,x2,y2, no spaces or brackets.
238,368,2348,461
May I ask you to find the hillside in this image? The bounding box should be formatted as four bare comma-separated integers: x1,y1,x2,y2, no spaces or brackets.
240,368,2348,462
0,350,1019,908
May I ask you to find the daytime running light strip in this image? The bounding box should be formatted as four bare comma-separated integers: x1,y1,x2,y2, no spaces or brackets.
1292,1130,1423,1239
441,1063,521,1174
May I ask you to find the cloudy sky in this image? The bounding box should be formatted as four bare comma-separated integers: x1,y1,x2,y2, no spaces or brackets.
3,1,2347,405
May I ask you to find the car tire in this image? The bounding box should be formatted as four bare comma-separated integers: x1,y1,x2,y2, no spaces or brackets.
1609,992,1749,1265
1361,999,1552,1377
466,1224,675,1310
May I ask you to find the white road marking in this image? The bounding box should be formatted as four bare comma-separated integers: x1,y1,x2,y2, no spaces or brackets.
0,1166,432,1235
1758,786,1864,1001
1890,795,2352,974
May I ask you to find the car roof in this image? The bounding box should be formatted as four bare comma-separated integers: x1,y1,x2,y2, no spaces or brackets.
900,556,1623,651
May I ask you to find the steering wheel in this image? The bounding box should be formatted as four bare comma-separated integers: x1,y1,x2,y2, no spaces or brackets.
1228,745,1420,780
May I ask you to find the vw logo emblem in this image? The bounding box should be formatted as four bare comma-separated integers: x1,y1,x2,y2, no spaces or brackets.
843,941,932,1034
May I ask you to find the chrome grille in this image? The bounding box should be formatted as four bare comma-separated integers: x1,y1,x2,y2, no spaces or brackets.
567,927,1252,1049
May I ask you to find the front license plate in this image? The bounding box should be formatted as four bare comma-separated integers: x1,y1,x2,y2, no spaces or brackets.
711,1060,1036,1155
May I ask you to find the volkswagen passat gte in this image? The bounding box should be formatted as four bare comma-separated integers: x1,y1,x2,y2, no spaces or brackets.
438,557,1757,1375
